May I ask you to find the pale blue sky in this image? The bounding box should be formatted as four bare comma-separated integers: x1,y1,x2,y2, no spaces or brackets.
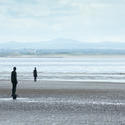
0,0,125,42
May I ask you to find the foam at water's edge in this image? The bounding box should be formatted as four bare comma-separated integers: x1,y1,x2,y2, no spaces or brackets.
0,98,30,101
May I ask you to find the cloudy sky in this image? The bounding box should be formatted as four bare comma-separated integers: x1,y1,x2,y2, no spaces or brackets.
0,0,125,42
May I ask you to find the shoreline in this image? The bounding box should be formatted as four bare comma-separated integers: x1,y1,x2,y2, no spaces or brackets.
0,80,125,96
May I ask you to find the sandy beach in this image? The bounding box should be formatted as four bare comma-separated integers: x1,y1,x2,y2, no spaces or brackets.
0,80,125,125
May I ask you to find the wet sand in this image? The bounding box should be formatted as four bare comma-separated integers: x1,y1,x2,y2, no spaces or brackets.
0,80,125,125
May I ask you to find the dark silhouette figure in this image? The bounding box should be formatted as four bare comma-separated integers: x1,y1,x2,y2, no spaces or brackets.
11,67,18,99
33,67,37,82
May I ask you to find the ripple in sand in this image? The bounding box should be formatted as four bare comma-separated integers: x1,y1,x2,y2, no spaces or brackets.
0,97,124,106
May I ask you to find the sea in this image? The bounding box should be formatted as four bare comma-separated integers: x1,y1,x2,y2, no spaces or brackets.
0,56,125,82
0,56,125,125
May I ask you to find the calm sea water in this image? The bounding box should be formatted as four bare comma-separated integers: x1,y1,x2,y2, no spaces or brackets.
0,56,125,82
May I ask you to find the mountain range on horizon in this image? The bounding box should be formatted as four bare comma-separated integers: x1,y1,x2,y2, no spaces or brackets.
0,38,125,50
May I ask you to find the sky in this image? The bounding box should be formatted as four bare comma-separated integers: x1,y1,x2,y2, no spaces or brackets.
0,0,125,43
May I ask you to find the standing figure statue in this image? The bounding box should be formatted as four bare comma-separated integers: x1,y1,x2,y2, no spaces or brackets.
33,67,37,82
11,67,18,100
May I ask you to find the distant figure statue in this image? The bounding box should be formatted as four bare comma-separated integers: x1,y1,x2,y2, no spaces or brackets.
11,67,18,100
33,67,37,82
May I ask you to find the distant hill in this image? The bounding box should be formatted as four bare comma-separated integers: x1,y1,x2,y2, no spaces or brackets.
0,39,125,56
0,38,125,49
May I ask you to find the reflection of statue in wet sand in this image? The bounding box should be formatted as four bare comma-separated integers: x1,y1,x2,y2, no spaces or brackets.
33,67,37,82
11,67,18,99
